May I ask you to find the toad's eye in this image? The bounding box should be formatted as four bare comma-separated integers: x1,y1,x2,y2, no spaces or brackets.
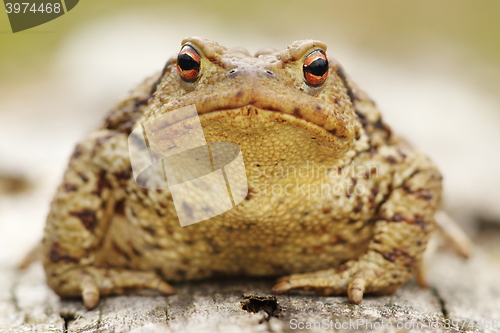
303,50,328,86
177,45,201,81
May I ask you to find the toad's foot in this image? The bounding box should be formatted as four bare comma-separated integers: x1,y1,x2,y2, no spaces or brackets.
271,253,405,304
271,153,443,304
49,267,176,310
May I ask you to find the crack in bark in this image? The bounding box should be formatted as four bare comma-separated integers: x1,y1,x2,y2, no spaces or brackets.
60,312,76,333
241,294,281,320
10,276,21,313
431,286,449,319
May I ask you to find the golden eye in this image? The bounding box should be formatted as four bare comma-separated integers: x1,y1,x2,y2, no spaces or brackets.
177,45,201,82
303,50,328,86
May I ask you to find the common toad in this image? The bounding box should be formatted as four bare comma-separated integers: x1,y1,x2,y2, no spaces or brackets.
43,37,443,309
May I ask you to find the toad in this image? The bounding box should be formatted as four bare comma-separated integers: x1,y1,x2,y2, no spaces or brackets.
43,37,446,309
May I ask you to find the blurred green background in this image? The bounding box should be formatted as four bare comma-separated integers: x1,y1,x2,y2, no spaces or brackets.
1,0,499,94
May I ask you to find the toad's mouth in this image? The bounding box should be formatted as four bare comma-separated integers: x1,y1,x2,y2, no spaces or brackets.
191,99,343,135
196,105,353,157
157,81,350,137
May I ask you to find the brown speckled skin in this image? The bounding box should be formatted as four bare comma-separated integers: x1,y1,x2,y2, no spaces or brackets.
43,37,442,309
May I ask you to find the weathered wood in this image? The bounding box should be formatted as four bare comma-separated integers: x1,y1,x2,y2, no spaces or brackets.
429,227,500,332
0,265,64,333
1,228,499,333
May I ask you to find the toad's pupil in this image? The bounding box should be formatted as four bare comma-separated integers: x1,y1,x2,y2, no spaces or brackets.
178,53,200,71
305,58,328,76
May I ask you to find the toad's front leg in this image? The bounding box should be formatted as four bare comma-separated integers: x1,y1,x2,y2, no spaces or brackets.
43,129,175,310
272,155,442,304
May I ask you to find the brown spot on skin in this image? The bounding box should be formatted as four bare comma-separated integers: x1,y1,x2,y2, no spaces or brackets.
322,207,332,214
49,243,79,264
94,170,111,197
104,95,150,135
150,60,174,97
114,199,125,215
130,244,142,257
313,246,323,254
335,261,349,274
373,118,391,134
402,182,433,201
176,269,187,279
369,147,377,158
335,65,357,103
78,173,89,182
355,110,368,128
120,120,137,135
134,97,149,107
351,177,357,186
142,188,149,196
206,237,221,254
236,90,243,97
377,248,416,271
112,242,131,261
114,169,132,185
245,191,253,201
380,250,397,262
409,168,421,178
96,135,113,147
329,128,337,135
72,145,84,159
414,216,427,232
64,182,78,192
142,225,156,236
70,209,98,231
385,156,397,164
353,201,363,213
293,107,302,118
155,268,168,281
369,185,379,208
91,134,114,156
392,213,404,222
167,193,173,201
208,57,226,69
415,189,433,201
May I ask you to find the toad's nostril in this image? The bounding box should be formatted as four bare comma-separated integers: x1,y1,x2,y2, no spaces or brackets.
264,70,275,78
228,69,238,77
